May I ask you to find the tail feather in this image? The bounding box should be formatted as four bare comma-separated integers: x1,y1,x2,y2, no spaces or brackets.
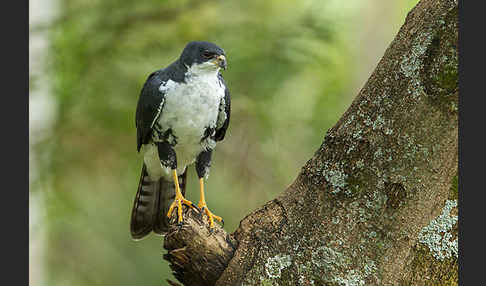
130,164,187,239
153,169,187,234
152,179,175,235
130,164,160,239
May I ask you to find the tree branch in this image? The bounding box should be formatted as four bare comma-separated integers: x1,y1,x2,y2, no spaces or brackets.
163,0,458,284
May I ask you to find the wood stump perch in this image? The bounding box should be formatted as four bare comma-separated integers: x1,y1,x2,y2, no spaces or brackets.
163,208,237,286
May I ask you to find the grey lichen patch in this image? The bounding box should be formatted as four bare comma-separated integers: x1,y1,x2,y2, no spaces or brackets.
264,254,292,279
343,114,356,128
372,115,385,130
365,191,383,211
400,31,433,78
352,128,363,140
400,55,420,79
364,117,372,127
307,241,380,285
322,162,348,194
396,133,433,167
310,246,363,285
374,147,383,159
311,246,348,272
399,28,434,99
346,144,356,155
418,200,458,260
333,269,365,286
363,259,377,277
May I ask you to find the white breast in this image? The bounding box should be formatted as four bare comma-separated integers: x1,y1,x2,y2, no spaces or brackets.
145,66,225,179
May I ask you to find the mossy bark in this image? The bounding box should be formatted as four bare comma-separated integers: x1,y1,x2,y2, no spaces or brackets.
163,0,458,285
398,175,458,286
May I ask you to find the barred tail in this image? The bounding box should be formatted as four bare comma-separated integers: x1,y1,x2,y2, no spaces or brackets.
130,164,187,239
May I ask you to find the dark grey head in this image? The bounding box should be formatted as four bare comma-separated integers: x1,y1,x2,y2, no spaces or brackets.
179,41,227,71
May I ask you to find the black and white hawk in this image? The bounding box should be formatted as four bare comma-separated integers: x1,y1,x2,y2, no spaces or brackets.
130,41,231,240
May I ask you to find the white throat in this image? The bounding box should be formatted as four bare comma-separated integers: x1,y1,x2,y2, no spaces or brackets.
185,62,220,79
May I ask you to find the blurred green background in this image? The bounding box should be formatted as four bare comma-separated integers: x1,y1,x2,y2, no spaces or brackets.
29,0,419,285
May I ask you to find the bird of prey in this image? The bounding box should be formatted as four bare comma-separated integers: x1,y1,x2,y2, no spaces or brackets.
130,41,230,240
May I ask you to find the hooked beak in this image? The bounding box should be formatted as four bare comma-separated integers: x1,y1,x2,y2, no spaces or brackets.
216,55,227,70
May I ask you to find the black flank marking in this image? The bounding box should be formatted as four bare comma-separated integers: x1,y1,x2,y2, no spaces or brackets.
157,141,178,169
196,150,212,178
201,126,215,142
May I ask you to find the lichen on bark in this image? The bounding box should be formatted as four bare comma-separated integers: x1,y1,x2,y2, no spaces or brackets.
400,175,458,286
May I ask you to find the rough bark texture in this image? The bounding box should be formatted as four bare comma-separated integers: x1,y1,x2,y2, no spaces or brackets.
164,209,237,286
163,0,458,285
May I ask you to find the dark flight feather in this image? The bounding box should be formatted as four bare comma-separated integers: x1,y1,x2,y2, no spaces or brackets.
215,73,231,141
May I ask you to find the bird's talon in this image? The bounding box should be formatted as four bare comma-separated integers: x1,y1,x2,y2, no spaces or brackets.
167,195,197,226
199,204,223,229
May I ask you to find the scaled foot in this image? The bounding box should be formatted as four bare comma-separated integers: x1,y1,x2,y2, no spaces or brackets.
167,195,199,225
198,202,223,230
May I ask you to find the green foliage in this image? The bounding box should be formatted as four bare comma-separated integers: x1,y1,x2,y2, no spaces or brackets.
31,0,419,285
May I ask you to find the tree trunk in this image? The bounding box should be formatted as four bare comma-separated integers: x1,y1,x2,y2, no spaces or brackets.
163,0,459,285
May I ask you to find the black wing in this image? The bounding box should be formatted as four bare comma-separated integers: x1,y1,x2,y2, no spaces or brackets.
135,70,168,152
215,73,231,141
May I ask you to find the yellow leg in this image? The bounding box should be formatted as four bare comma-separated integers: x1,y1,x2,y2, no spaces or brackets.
198,178,223,228
167,169,197,224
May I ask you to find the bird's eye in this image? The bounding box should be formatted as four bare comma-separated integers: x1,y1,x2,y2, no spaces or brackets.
202,51,213,59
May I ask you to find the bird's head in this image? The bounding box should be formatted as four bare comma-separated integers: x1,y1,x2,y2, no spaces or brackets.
179,41,227,73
